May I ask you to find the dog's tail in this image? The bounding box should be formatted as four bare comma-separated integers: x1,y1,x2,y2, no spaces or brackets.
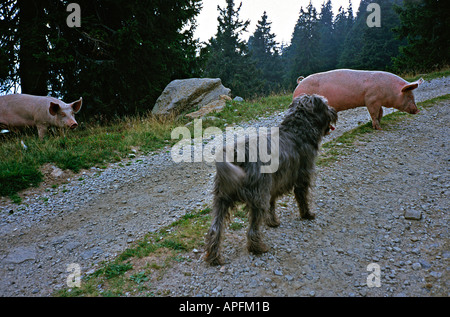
215,161,246,194
297,76,305,84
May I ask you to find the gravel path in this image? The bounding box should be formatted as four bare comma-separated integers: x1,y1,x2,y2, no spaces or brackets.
0,76,448,297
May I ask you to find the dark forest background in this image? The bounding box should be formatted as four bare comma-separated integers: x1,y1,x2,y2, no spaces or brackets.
0,0,449,120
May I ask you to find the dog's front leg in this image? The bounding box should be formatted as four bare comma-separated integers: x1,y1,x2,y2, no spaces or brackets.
294,185,316,220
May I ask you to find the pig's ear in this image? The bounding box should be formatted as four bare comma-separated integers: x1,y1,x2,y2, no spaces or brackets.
71,98,82,113
49,102,60,116
401,82,419,92
401,78,424,92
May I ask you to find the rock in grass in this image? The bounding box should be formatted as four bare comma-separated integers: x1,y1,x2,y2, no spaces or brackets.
152,78,231,116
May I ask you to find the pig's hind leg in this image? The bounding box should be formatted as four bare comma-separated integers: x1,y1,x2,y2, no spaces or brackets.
367,104,383,130
378,107,384,125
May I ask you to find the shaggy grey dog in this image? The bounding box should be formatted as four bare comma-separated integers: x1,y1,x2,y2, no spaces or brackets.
205,94,338,266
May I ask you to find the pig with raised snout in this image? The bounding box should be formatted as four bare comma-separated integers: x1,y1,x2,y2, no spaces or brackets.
0,94,82,139
293,69,424,130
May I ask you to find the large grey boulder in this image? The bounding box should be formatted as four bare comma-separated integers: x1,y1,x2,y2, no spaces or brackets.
152,78,231,116
185,94,232,119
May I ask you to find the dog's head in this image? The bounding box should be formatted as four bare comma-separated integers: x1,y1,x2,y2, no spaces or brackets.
288,94,338,136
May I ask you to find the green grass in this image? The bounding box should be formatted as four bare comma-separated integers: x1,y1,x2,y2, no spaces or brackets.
0,115,177,199
403,67,450,82
213,94,291,125
94,262,134,280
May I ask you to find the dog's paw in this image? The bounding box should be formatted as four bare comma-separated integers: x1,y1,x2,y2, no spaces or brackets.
205,252,223,266
248,242,269,255
301,212,316,220
265,217,281,227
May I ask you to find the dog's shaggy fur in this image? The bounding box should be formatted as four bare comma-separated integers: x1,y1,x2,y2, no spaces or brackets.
205,94,338,266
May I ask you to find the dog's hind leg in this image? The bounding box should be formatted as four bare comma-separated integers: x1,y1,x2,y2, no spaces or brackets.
247,198,270,255
294,183,316,220
205,197,233,266
265,198,280,227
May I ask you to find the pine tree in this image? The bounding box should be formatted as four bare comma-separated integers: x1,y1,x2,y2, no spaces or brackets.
216,0,250,58
249,12,278,61
66,0,203,116
360,0,403,70
393,0,450,72
0,0,19,92
332,1,354,69
284,2,321,87
347,0,355,22
248,11,283,94
338,0,401,70
317,0,335,71
338,0,371,69
202,0,262,98
333,4,353,70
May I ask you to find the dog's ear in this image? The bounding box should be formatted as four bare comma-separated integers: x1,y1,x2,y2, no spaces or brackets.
311,96,325,112
290,95,304,109
329,107,338,123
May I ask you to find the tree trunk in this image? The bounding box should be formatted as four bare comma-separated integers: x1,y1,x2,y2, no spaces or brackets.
18,0,48,95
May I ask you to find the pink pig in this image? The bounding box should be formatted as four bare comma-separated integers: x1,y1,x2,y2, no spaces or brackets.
293,69,424,130
0,94,82,139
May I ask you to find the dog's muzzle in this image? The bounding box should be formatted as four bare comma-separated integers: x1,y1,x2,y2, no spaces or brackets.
325,124,335,135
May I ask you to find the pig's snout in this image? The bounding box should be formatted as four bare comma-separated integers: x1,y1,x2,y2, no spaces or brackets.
69,122,78,130
409,107,420,115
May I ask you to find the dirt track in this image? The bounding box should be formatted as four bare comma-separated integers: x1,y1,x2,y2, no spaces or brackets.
156,99,449,297
0,80,448,297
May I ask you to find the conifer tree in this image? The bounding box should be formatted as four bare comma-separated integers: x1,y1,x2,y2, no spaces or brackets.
338,0,402,70
360,0,403,70
0,0,49,95
248,11,283,94
284,2,321,87
333,4,353,69
317,0,335,71
338,0,371,69
393,0,450,72
202,0,262,98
